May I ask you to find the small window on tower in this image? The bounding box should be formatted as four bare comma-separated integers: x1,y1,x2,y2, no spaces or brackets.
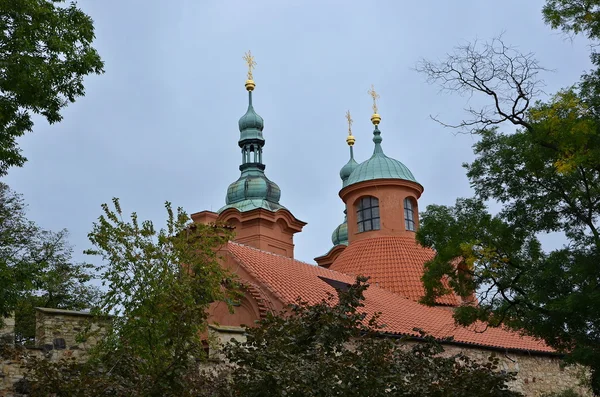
404,197,415,232
357,196,380,232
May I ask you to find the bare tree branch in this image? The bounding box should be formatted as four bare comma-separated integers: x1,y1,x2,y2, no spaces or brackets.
416,35,552,133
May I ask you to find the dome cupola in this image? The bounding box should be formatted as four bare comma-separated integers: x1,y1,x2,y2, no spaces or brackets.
219,51,287,213
340,110,359,185
331,212,349,246
345,86,418,187
238,94,264,140
344,124,417,186
340,159,358,183
224,170,284,212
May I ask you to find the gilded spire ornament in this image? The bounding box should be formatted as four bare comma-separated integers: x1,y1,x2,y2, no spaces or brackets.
367,84,381,125
345,110,355,146
243,50,257,91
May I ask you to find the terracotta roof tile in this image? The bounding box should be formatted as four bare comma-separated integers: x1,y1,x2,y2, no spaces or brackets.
329,236,460,306
227,242,553,354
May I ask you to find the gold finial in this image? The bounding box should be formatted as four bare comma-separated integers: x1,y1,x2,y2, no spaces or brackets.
367,84,381,125
345,110,355,146
243,50,257,91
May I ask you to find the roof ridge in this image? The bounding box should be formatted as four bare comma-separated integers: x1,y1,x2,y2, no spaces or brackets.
228,241,320,268
228,241,363,281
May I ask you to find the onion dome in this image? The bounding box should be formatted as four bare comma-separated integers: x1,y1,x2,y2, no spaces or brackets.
219,69,287,213
238,96,264,139
340,157,358,185
331,213,349,246
224,169,284,212
340,110,359,186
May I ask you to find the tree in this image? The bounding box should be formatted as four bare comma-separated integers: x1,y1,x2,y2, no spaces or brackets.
417,33,600,394
542,1,600,115
23,277,519,397
0,182,40,321
0,0,104,176
0,182,99,344
221,277,520,397
542,0,600,41
14,228,100,345
24,199,239,397
416,36,547,133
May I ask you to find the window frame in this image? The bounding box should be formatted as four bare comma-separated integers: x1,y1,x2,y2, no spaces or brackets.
356,196,380,233
404,197,416,232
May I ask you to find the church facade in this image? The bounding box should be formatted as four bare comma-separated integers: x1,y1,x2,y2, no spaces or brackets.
191,58,591,397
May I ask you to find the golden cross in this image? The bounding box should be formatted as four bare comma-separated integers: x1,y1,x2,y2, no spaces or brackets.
367,84,380,114
243,50,257,80
345,110,353,135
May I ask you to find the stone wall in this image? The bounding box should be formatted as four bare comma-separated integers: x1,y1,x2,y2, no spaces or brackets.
0,312,592,396
0,308,109,397
441,344,591,397
34,307,108,351
207,329,592,397
0,317,15,345
207,324,246,362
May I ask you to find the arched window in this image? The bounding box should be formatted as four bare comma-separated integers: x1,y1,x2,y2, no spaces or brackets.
357,196,380,232
404,197,415,231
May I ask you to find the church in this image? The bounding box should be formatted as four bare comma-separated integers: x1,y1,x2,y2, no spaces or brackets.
190,53,590,396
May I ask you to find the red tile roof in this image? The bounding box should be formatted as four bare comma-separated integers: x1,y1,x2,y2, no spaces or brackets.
329,236,460,306
227,241,553,354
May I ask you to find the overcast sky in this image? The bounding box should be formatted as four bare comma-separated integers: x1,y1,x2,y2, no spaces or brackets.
5,0,592,265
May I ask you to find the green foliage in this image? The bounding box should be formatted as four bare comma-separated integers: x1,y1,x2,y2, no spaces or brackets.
14,228,100,344
220,277,521,397
24,199,240,396
0,182,39,320
528,88,600,173
23,277,519,396
543,0,600,40
22,225,518,396
80,198,238,396
541,389,585,397
0,182,98,342
417,97,600,391
0,0,104,176
543,1,600,119
24,356,121,396
24,356,236,397
418,6,600,392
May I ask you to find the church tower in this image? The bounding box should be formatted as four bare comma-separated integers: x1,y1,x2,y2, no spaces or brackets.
191,51,305,258
314,110,357,267
319,86,461,306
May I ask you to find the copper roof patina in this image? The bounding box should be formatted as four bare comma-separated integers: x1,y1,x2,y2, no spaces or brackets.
345,124,418,187
219,66,287,214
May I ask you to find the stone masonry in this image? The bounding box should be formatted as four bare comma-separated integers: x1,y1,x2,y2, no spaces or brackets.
0,311,593,396
0,308,110,397
207,327,593,397
441,344,591,396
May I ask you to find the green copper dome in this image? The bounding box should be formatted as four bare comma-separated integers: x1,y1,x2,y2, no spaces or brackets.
220,168,284,213
340,146,359,187
238,92,264,142
345,125,417,187
331,215,349,246
238,107,264,132
219,85,286,214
